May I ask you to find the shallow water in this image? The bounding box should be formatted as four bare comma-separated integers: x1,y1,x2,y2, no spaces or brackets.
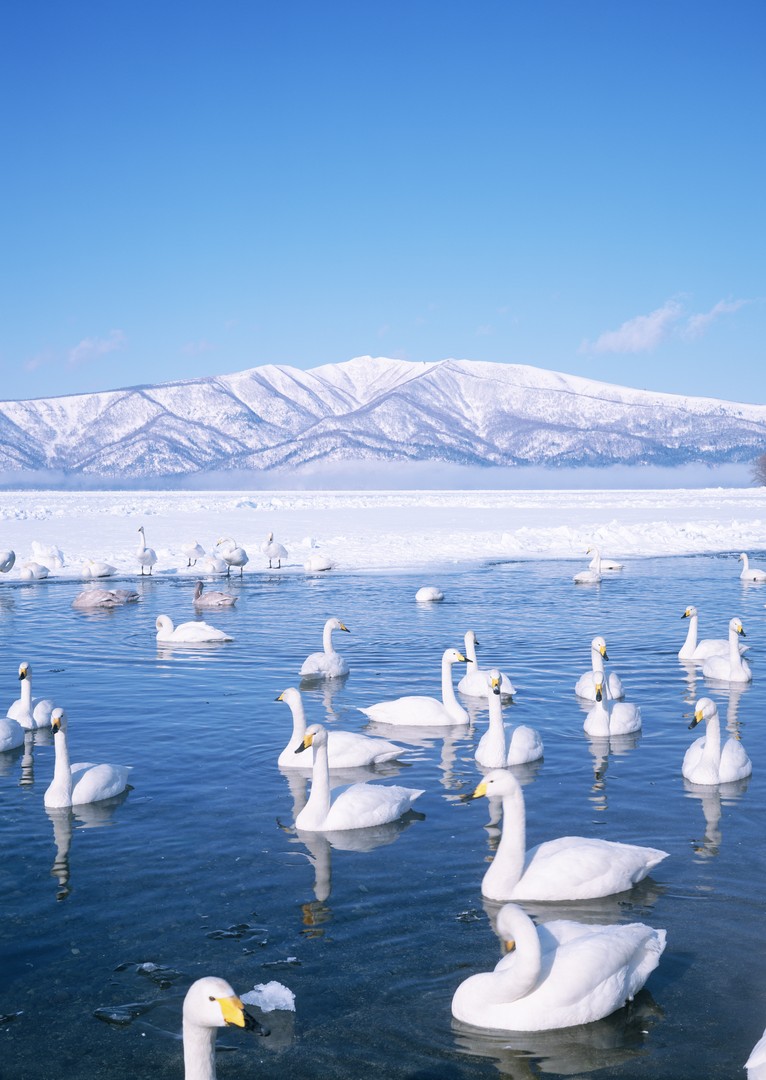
1,554,766,1079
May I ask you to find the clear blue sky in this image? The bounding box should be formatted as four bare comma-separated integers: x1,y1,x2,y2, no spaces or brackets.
1,1,763,404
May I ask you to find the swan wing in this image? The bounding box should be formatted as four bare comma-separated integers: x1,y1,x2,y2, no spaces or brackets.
513,837,668,901
322,782,423,830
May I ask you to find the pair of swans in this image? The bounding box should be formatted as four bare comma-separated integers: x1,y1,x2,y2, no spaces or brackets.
300,618,350,678
679,605,748,660
573,547,602,584
7,662,55,729
276,687,405,768
262,531,288,568
458,631,515,698
293,723,423,831
451,902,665,1033
575,636,624,701
584,682,641,737
360,647,470,726
182,976,267,1080
193,581,237,608
475,671,543,767
682,696,752,785
217,537,249,576
156,614,233,643
137,526,157,575
44,708,132,808
464,769,668,901
700,618,751,682
739,552,766,582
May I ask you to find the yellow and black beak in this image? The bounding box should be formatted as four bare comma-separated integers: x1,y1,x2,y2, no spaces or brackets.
682,609,691,619
688,709,703,730
490,676,501,696
738,625,747,638
19,668,28,682
295,732,315,755
460,778,488,803
458,652,471,663
217,994,268,1035
275,692,285,702
595,683,603,703
599,645,609,660
51,715,62,733
339,623,350,633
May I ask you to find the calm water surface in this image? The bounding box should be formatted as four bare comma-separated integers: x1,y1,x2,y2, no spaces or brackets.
2,553,766,1079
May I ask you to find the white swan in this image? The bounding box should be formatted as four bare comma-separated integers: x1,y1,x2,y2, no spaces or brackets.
304,553,334,572
701,618,751,682
588,545,623,572
44,708,131,807
458,631,515,698
293,723,423,830
182,976,266,1080
276,687,406,768
682,696,752,785
137,525,157,575
19,561,49,579
82,559,117,578
197,554,228,575
739,552,766,582
31,541,64,568
216,537,249,576
360,647,470,726
0,714,24,752
182,541,206,567
451,903,666,1033
72,588,139,609
262,531,288,568
574,636,624,701
155,614,233,644
476,671,542,767
464,770,668,901
678,605,745,660
415,586,444,602
573,547,601,584
747,1027,766,1071
7,662,55,729
584,681,641,737
193,581,237,608
299,618,350,678
0,549,15,573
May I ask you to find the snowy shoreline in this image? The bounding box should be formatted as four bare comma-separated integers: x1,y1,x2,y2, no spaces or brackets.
1,487,765,579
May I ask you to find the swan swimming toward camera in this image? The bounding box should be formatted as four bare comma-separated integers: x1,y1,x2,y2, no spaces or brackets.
181,976,267,1079
44,708,132,808
300,618,350,677
584,680,641,737
700,618,751,682
475,671,542,767
682,696,752,785
575,636,624,701
451,903,666,1032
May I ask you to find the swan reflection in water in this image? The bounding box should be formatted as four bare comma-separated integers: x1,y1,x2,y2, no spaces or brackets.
683,775,750,859
364,721,473,792
45,789,131,901
298,671,349,721
585,730,641,813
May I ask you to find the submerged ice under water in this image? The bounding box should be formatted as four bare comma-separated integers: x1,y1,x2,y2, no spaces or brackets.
1,553,766,1078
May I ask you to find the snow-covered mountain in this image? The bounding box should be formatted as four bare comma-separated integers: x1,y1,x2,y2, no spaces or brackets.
1,356,765,479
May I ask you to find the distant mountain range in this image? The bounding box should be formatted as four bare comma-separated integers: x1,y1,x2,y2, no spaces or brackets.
1,356,765,479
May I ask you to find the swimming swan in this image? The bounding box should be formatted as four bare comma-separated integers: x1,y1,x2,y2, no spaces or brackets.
588,545,623,572
700,618,751,682
739,552,766,582
360,648,471,726
182,976,266,1080
476,671,542,767
293,724,423,831
0,714,24,752
44,708,132,807
7,662,55,729
682,696,752,785
584,681,641,737
300,618,350,678
155,615,233,644
451,903,666,1033
193,581,237,608
262,531,288,568
415,586,444,602
72,588,139,609
216,537,249,576
458,631,516,698
573,547,601,584
137,526,157,575
277,688,405,769
678,605,745,660
464,770,668,901
575,636,625,701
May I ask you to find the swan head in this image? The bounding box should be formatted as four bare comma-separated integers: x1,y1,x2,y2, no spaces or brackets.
444,648,469,665
276,687,301,709
690,697,718,730
50,707,67,733
465,630,478,648
295,722,326,754
461,768,519,802
739,553,747,562
487,669,502,696
682,606,697,619
138,526,145,534
730,617,746,637
183,976,266,1034
592,636,608,659
327,618,350,633
495,904,529,951
18,662,31,682
193,581,204,599
155,615,174,633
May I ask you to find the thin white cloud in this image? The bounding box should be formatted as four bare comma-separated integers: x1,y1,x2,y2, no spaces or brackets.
68,329,126,367
682,298,749,340
580,300,683,355
180,339,216,356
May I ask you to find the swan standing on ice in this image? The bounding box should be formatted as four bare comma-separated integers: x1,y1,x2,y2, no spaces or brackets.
262,531,288,568
701,618,751,682
575,636,624,701
678,605,745,661
182,976,266,1079
277,687,405,768
573,547,601,584
156,614,233,644
739,552,766,582
682,696,752,784
293,723,423,830
7,662,55,729
136,526,157,575
588,545,623,571
0,549,15,574
475,671,542,767
463,769,668,901
193,581,237,608
182,541,205,567
360,647,471,726
584,681,641,737
44,708,132,807
300,618,350,678
451,903,665,1033
72,588,139,609
458,630,515,698
216,537,249,577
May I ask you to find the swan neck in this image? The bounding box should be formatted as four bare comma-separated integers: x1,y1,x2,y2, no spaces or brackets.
591,648,605,676
702,710,722,763
20,677,32,710
304,737,331,823
441,656,460,710
289,697,307,742
683,614,698,651
587,698,611,736
48,727,73,806
729,626,742,665
486,692,507,755
322,623,335,655
465,635,478,664
486,787,527,894
494,913,543,1002
183,1019,217,1080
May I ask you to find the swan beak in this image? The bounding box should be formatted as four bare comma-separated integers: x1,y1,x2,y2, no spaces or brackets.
681,610,690,619
595,683,603,702
458,652,470,663
738,625,746,637
599,645,609,660
491,677,501,696
461,778,488,802
689,710,703,730
503,937,517,953
18,669,27,682
339,623,350,633
217,995,268,1035
295,733,314,754
51,715,61,733
275,692,285,702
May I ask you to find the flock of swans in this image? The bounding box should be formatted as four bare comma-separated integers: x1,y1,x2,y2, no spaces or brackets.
3,534,766,1079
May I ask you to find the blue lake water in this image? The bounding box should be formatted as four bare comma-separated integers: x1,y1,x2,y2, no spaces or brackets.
1,553,766,1079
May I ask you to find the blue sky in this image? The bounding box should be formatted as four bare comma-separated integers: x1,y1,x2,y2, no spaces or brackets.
1,1,763,404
